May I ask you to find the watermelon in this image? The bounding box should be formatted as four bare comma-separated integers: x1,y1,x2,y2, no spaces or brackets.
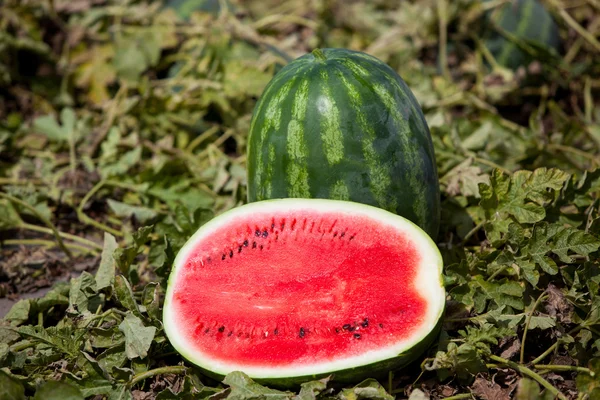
246,48,440,239
163,199,445,385
483,0,560,70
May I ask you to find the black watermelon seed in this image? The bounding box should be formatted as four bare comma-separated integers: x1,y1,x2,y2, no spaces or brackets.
255,230,261,237
379,323,384,328
262,230,269,238
335,328,341,334
342,324,351,331
221,254,226,260
354,333,361,339
218,326,225,332
361,318,369,328
228,331,233,337
299,328,305,338
274,328,279,335
340,232,346,238
259,245,263,250
238,246,243,253
252,242,257,249
243,240,249,247
229,250,234,258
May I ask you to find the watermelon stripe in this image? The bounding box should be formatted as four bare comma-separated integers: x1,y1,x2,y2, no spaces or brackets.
253,78,297,193
371,82,428,223
317,70,345,165
264,144,276,198
334,69,395,211
330,179,350,200
286,79,311,197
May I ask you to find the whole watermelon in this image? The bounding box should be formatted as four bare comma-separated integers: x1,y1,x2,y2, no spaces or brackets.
247,48,440,239
483,0,560,70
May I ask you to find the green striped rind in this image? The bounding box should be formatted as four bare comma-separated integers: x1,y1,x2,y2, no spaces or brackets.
247,48,440,238
483,0,560,70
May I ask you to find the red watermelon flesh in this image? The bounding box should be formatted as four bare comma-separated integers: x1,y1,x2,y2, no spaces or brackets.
163,199,444,382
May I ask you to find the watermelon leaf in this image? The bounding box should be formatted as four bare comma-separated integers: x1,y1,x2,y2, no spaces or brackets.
118,313,156,360
223,372,293,400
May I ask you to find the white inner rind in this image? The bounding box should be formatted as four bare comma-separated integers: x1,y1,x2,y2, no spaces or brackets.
163,199,445,378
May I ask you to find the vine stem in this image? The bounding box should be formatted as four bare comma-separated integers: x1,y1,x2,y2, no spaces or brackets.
521,292,548,364
462,221,485,244
487,355,567,400
130,366,187,386
3,239,99,255
544,0,600,52
443,394,473,400
76,180,123,237
546,143,600,168
21,222,102,250
533,365,594,376
0,192,72,259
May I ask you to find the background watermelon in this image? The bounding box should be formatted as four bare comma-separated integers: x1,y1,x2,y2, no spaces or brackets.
247,48,440,238
483,0,561,69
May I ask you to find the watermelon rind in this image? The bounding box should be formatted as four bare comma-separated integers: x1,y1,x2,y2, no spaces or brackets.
163,198,445,386
246,48,440,239
482,0,561,70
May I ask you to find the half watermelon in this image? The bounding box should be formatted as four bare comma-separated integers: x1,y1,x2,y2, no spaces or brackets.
163,199,445,385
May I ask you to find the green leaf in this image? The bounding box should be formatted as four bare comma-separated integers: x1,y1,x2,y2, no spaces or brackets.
114,275,142,318
425,342,486,381
96,233,118,290
67,271,98,315
118,312,156,359
527,316,556,330
32,107,79,143
0,199,23,229
480,168,570,239
17,326,81,356
114,226,153,275
338,379,394,400
107,199,158,224
33,114,67,142
293,377,330,400
0,370,25,400
223,371,293,400
3,300,30,326
142,282,160,321
471,276,524,312
576,358,600,396
33,381,84,400
459,324,516,354
515,378,540,400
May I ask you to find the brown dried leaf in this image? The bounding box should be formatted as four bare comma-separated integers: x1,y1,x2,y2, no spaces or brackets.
471,377,510,400
544,284,573,324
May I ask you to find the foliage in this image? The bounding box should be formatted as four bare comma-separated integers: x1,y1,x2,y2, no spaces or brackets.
1,0,600,399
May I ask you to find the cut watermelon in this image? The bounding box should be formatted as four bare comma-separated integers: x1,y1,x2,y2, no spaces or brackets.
163,199,445,385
